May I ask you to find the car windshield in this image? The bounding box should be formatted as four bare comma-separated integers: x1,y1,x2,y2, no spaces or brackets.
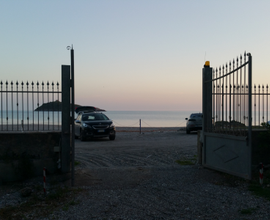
190,114,202,118
82,113,109,121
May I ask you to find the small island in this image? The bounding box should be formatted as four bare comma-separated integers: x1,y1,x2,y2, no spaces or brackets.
35,100,81,111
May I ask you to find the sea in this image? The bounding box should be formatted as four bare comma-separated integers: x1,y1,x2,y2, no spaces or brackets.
105,111,193,127
0,110,200,127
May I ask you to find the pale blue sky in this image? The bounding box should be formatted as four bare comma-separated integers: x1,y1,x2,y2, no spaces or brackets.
1,1,270,111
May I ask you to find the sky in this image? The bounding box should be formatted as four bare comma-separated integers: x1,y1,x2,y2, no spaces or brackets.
1,0,270,111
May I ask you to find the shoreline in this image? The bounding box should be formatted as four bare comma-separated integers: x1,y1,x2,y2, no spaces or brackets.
0,125,186,133
116,126,185,132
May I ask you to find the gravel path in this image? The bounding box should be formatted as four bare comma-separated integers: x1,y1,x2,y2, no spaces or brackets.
49,167,270,220
49,128,270,219
1,128,270,219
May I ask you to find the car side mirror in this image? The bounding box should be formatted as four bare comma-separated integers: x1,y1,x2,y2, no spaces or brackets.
75,120,81,123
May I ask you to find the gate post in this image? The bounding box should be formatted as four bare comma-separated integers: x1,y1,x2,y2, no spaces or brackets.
61,65,71,173
247,53,252,179
202,61,212,164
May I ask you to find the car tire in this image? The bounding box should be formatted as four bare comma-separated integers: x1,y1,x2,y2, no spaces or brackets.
186,129,190,134
109,135,115,140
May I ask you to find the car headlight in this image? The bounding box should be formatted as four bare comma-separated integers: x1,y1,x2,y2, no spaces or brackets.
110,123,115,128
82,123,89,128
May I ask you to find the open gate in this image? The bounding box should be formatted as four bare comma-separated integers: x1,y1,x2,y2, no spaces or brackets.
202,53,252,179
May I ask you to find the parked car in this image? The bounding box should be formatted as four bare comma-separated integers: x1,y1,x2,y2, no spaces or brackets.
185,113,203,134
74,106,116,141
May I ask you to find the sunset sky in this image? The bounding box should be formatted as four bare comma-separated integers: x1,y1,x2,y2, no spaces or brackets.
1,1,270,111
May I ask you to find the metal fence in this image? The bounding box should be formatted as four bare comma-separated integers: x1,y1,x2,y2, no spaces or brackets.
210,53,270,135
0,80,61,132
253,84,270,126
208,52,252,136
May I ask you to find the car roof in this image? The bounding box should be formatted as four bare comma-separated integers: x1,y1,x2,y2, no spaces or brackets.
190,113,202,117
81,111,104,115
75,106,106,114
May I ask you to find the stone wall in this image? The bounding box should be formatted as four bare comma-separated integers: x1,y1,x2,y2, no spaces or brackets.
252,129,270,166
0,132,61,183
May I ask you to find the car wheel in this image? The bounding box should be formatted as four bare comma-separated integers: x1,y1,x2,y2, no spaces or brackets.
109,135,115,140
186,129,190,134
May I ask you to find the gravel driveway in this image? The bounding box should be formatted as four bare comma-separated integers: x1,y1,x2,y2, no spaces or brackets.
1,128,270,219
48,128,270,219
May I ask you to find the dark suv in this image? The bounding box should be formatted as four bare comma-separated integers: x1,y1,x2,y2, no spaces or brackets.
74,106,116,141
185,113,203,134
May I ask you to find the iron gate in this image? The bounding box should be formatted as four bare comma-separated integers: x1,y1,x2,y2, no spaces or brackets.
0,63,73,177
202,52,252,179
0,81,62,131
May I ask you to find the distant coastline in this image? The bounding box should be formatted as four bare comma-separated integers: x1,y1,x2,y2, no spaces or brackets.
35,101,80,111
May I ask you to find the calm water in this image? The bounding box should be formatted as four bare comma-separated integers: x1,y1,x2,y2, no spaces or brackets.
2,110,266,127
0,110,200,127
0,111,62,127
105,111,196,127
